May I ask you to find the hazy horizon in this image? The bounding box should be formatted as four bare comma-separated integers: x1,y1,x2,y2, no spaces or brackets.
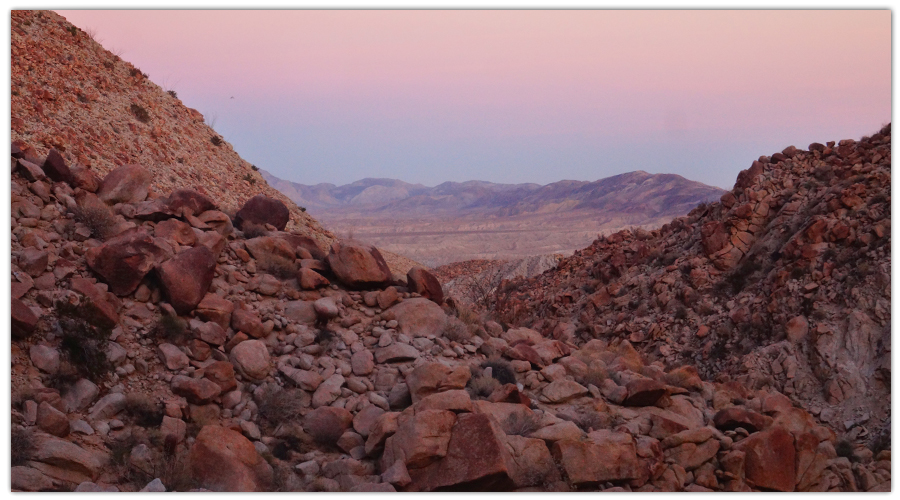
57,10,891,191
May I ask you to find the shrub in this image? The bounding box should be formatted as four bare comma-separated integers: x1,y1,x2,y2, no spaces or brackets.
125,393,164,427
571,411,608,432
154,314,188,344
456,304,481,329
167,90,177,99
314,329,335,347
578,368,608,389
55,299,113,383
726,259,762,293
241,222,268,239
211,136,223,146
258,254,298,280
467,375,501,400
11,426,34,466
503,412,541,436
442,317,471,343
130,103,150,123
481,359,517,385
251,165,259,171
73,203,116,240
256,386,307,431
835,439,855,460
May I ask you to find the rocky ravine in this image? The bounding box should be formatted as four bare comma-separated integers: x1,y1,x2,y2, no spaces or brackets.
492,129,892,467
9,143,890,491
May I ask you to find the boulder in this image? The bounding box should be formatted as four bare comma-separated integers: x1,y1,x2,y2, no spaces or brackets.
389,298,448,338
313,296,340,322
552,431,641,486
353,404,386,437
32,435,105,482
326,240,392,289
11,298,39,338
41,148,73,184
734,426,796,492
243,236,296,262
69,165,101,192
154,219,197,246
69,278,119,329
195,294,234,329
37,401,70,437
157,246,216,314
171,375,222,405
623,378,668,406
304,406,353,445
62,379,99,412
504,435,559,488
197,210,234,236
415,390,473,413
351,349,375,376
233,194,290,231
276,233,326,260
375,343,420,364
231,307,265,338
406,267,444,305
97,164,151,204
194,321,227,346
85,229,167,296
382,410,457,470
298,268,329,289
30,345,60,374
283,300,316,325
17,248,48,277
189,425,273,491
406,362,471,403
158,343,190,371
203,361,237,392
541,380,588,404
229,340,271,381
408,413,515,491
713,407,772,433
166,188,216,216
312,374,345,408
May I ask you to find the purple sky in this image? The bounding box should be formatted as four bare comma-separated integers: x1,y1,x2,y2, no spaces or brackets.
57,9,891,189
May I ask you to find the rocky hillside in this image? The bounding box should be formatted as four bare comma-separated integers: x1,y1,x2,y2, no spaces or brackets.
492,128,892,459
8,9,890,494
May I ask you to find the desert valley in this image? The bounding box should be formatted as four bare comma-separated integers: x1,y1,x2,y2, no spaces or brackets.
8,10,892,493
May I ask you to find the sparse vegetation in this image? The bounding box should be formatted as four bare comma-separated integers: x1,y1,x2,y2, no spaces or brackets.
11,426,34,466
55,299,113,383
726,259,763,293
130,103,150,123
256,386,307,431
835,439,855,461
73,203,117,240
503,412,541,436
442,317,472,343
241,221,269,239
153,314,189,344
481,359,517,385
167,90,178,99
314,328,335,347
467,375,501,400
242,173,256,184
578,367,608,389
211,136,223,146
258,254,298,280
125,393,165,427
251,165,259,171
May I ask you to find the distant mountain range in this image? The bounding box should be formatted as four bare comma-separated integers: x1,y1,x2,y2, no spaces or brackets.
261,170,726,219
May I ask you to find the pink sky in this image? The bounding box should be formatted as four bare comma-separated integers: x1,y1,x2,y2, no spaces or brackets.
56,10,890,188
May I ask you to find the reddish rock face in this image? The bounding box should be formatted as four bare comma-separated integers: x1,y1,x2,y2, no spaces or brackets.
195,294,234,329
276,232,326,260
189,425,273,491
69,164,100,192
382,410,457,471
203,361,237,392
552,432,641,486
154,219,197,246
166,188,216,216
234,194,290,231
231,306,264,338
97,164,151,204
326,240,393,289
171,375,222,405
735,160,765,189
406,267,444,305
734,426,796,492
244,236,296,262
157,246,216,315
298,267,330,290
41,148,73,184
406,363,471,403
701,221,730,257
85,229,168,296
390,298,449,339
408,413,515,491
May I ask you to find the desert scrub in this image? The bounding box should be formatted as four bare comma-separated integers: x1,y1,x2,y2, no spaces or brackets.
241,221,268,239
11,426,34,466
467,375,501,400
211,136,223,146
502,412,541,436
256,385,307,431
124,393,164,427
130,103,150,123
73,203,116,240
258,253,298,280
441,317,471,343
153,313,189,344
481,359,517,385
55,299,113,383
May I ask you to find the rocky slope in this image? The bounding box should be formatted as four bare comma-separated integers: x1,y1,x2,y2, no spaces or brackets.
8,9,890,493
492,129,892,458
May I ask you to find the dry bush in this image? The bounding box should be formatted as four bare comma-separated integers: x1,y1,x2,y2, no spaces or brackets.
153,314,188,344
55,299,113,383
258,254,298,280
256,386,307,431
467,376,500,400
578,368,608,389
130,103,150,123
242,221,269,239
481,359,517,385
125,393,164,427
11,426,34,466
442,317,471,343
73,203,116,240
270,461,301,492
503,412,541,437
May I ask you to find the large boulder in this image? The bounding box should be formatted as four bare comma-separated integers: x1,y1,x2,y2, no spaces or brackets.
97,164,151,204
734,426,796,492
166,188,216,216
32,435,106,483
154,219,197,246
382,410,457,470
189,425,273,491
407,413,515,491
157,246,216,314
406,267,444,305
304,406,353,445
389,298,448,338
85,229,167,296
171,375,221,405
276,233,326,260
233,194,289,231
552,431,641,486
12,298,39,338
69,277,120,329
195,294,234,329
243,236,296,262
326,240,392,289
406,362,471,403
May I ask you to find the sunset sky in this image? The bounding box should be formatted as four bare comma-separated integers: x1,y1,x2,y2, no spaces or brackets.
56,9,891,189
